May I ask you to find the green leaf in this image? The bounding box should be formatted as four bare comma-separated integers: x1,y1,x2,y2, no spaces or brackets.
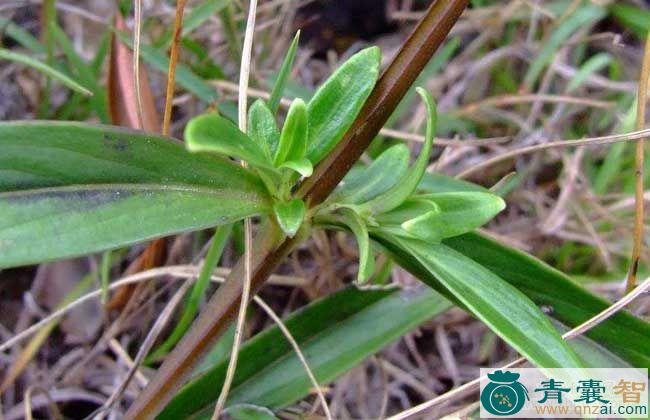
567,53,612,92
248,100,279,158
0,48,92,96
388,170,650,367
186,113,274,170
339,208,374,283
0,121,269,268
524,3,605,89
268,31,300,114
419,171,487,193
160,286,451,418
332,144,410,204
49,22,110,122
388,237,584,368
554,321,631,368
444,232,650,368
278,158,313,178
273,199,305,237
306,47,381,164
374,198,440,228
148,224,233,362
0,18,46,54
223,405,277,420
274,99,308,167
361,88,436,214
401,192,505,241
610,4,650,38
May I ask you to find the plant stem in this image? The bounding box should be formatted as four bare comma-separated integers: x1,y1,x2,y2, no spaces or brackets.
162,0,187,135
626,33,650,294
124,1,469,418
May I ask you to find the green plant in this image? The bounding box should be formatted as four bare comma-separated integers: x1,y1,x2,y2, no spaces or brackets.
2,1,650,418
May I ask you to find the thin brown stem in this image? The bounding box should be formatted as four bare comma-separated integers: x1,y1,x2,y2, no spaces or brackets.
161,0,187,135
132,0,144,129
626,34,650,294
124,1,469,417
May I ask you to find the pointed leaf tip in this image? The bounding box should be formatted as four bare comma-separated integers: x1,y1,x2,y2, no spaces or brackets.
274,98,308,167
402,192,505,241
361,87,436,215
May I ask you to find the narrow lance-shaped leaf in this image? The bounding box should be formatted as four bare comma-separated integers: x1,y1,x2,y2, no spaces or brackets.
306,47,381,164
566,53,612,92
393,237,585,369
49,22,110,122
361,87,436,215
273,199,306,238
0,48,92,95
445,232,650,368
147,224,233,362
0,18,46,54
186,113,275,170
339,207,374,283
0,122,270,268
610,4,650,38
274,98,308,167
523,3,605,89
268,31,300,114
410,170,650,367
160,286,451,418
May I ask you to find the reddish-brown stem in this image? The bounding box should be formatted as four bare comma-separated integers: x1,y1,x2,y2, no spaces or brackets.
125,1,469,418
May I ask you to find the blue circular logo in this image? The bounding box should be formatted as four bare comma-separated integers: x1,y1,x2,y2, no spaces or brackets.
480,370,529,416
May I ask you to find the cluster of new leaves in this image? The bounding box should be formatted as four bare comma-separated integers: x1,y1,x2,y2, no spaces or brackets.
185,45,381,238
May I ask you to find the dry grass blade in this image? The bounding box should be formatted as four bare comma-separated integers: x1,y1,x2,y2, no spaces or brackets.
626,34,650,294
0,265,299,353
457,128,650,179
108,14,160,131
24,386,62,420
388,278,650,420
212,0,258,417
252,296,332,419
97,282,191,418
133,0,145,128
161,0,187,135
